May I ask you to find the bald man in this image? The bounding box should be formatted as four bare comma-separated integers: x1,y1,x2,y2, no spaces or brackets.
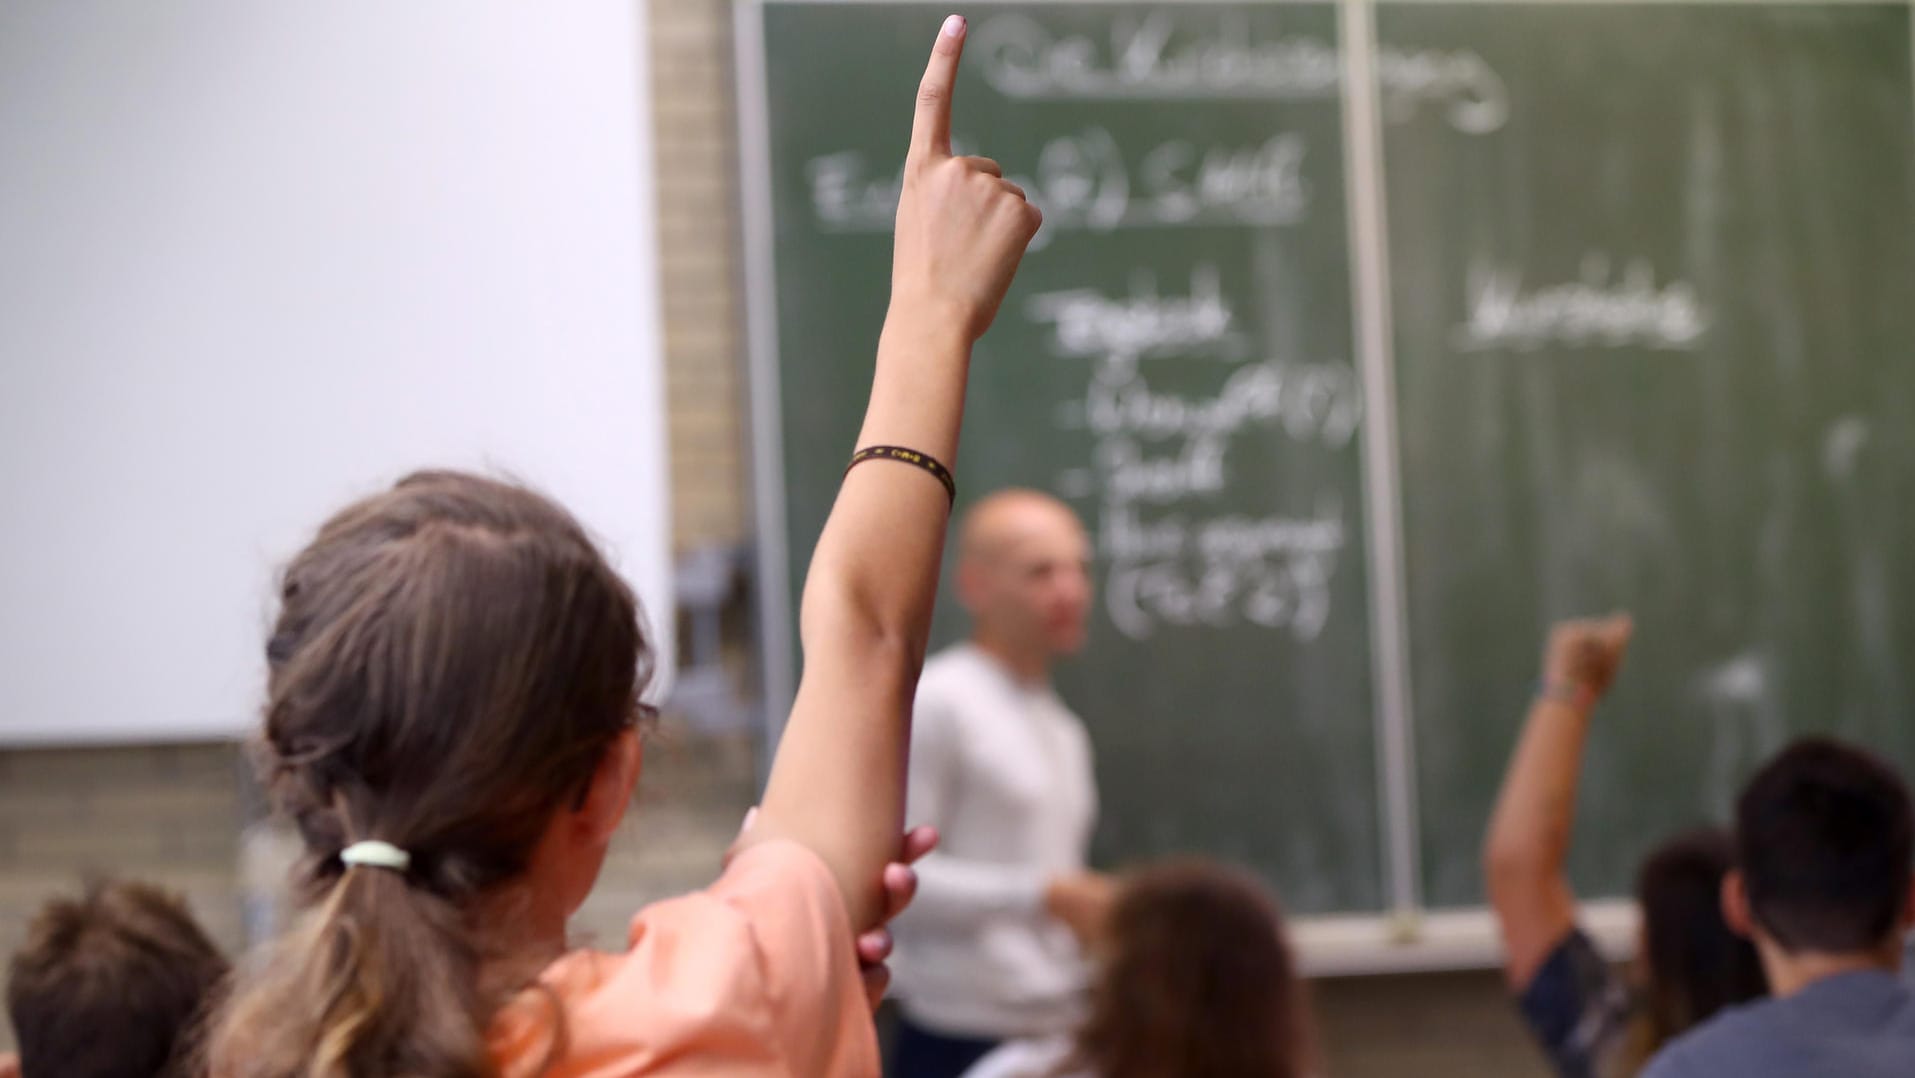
889,490,1114,1078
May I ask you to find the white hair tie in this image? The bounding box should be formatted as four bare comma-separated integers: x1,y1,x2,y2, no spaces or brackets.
338,840,411,873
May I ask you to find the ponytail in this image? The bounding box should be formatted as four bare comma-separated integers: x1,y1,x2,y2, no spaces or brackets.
212,859,488,1077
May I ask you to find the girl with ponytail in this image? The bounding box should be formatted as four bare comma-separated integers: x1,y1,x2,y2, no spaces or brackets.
208,16,1039,1076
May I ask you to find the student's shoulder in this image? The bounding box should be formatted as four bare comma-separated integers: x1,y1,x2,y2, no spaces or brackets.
1640,997,1784,1078
491,841,873,1075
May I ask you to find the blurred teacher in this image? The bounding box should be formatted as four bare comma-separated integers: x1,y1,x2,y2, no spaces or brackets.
891,490,1115,1078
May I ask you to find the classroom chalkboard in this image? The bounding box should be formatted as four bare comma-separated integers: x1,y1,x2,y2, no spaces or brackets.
741,0,1915,922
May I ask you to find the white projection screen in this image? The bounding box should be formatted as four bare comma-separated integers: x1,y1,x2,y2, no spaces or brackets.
0,2,675,744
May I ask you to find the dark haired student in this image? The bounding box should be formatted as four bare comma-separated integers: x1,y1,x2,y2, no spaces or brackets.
6,880,230,1078
1641,737,1915,1077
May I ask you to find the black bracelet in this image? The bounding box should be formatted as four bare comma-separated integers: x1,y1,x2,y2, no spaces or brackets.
845,445,956,507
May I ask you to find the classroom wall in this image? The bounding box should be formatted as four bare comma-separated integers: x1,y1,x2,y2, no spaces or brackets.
0,3,1550,1072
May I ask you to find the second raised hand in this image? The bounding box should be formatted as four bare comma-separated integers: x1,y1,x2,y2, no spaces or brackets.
889,13,1043,345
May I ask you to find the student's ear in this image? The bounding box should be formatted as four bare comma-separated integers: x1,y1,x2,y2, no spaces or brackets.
0,1050,21,1078
1722,870,1756,940
577,728,642,845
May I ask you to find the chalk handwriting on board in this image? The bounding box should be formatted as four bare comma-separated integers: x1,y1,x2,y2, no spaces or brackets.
1098,435,1229,505
807,152,899,232
1028,267,1361,444
1088,363,1361,449
973,11,1508,135
1026,266,1357,642
807,129,1310,243
1027,264,1239,369
1452,254,1712,352
1139,136,1310,227
1375,49,1508,135
1103,501,1345,641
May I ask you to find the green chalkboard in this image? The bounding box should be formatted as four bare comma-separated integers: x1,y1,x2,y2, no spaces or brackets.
755,1,1385,914
1379,3,1915,906
746,0,1915,920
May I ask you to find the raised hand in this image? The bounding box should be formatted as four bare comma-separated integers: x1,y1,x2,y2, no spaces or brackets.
888,14,1042,343
1541,614,1634,711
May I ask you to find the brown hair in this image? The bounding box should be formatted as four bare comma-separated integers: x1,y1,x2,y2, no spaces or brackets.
1622,827,1766,1067
1064,859,1317,1078
206,471,651,1078
7,880,230,1078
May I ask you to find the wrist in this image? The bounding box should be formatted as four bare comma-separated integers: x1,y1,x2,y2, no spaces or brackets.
1537,680,1598,714
882,295,978,353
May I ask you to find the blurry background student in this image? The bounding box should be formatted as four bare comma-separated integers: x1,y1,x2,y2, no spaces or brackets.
5,881,229,1078
961,858,1319,1078
1640,738,1915,1077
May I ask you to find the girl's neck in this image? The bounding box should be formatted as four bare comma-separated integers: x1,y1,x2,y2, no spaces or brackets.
474,885,572,1001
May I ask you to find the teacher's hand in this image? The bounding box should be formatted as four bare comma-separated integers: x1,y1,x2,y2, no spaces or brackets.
1045,870,1118,950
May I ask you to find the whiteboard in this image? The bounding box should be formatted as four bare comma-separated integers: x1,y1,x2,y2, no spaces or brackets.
0,1,674,744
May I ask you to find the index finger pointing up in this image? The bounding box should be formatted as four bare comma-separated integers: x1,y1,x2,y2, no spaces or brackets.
911,14,967,160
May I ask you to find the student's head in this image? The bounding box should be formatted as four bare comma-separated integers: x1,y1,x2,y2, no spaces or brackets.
208,470,652,1076
1069,859,1315,1078
955,489,1092,663
6,880,229,1078
1725,737,1915,961
1629,828,1766,1054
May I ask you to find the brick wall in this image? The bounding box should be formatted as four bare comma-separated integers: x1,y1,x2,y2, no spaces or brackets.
0,745,247,1055
0,4,1555,1074
654,0,751,556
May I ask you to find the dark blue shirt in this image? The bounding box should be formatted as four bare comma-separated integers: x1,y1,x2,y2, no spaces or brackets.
1641,969,1915,1078
1518,929,1635,1078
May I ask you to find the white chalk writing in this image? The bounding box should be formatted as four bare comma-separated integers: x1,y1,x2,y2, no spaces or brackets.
807,152,898,232
973,11,1508,134
1086,362,1361,448
1028,267,1359,642
1453,254,1712,352
1027,265,1239,369
806,129,1310,242
1103,501,1345,641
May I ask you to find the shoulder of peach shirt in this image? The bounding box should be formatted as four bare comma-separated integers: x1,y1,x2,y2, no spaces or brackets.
489,839,879,1077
